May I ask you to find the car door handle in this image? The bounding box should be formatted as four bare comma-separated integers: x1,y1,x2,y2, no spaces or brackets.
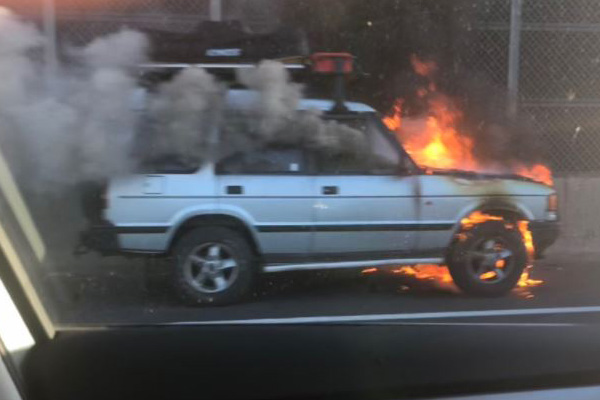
322,186,339,195
226,185,243,195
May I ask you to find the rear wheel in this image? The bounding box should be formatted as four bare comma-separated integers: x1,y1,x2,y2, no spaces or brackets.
172,227,256,305
448,220,527,297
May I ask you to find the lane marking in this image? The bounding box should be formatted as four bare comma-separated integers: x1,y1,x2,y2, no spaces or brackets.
53,321,576,332
170,305,600,325
368,322,575,327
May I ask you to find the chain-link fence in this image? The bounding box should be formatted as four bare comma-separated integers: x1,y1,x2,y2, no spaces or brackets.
520,0,600,174
16,0,600,176
468,0,600,175
43,0,282,44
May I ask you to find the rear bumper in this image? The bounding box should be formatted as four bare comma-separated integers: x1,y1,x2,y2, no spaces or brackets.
77,222,121,256
529,220,560,258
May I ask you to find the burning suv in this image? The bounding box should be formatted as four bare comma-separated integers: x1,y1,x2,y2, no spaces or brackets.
80,86,559,305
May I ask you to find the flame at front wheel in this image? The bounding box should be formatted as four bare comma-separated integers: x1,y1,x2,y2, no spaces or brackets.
362,211,543,295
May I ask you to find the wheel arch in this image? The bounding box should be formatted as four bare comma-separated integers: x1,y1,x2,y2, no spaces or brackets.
477,204,531,222
167,214,261,256
458,200,533,229
445,200,533,260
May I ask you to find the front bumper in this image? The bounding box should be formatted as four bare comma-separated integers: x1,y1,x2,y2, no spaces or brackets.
76,222,121,256
529,220,560,258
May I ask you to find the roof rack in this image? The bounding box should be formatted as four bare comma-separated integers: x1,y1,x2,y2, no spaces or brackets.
138,53,358,115
138,62,306,70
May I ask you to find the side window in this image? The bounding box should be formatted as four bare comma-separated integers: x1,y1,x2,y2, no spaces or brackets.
216,147,306,174
139,154,200,174
369,119,402,174
316,118,371,174
318,152,372,174
316,117,403,175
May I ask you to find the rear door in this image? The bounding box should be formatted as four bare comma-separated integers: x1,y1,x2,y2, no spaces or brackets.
311,116,419,259
216,146,315,262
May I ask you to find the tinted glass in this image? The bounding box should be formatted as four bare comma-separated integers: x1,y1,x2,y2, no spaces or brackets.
217,148,305,174
317,118,401,174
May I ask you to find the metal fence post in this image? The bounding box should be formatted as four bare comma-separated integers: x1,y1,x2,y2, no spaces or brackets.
42,0,58,89
210,0,222,21
507,0,523,118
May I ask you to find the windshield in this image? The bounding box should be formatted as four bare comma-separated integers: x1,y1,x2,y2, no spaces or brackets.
0,0,592,391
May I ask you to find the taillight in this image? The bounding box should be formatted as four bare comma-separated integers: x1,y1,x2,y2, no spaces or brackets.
547,194,558,212
546,193,558,221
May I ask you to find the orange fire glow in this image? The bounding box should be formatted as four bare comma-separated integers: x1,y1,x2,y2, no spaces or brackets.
410,54,437,78
392,264,454,285
517,220,535,261
361,267,378,274
517,268,544,288
460,210,503,230
383,55,553,187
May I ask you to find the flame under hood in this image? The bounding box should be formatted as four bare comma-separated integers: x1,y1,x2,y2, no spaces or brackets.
384,54,554,188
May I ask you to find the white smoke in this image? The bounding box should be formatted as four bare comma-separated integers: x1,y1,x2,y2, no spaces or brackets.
236,60,302,139
0,9,149,190
234,60,366,156
147,67,224,162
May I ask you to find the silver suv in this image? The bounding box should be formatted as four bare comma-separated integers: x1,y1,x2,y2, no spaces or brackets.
80,90,559,305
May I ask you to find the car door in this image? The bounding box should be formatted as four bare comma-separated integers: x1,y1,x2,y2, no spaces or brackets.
311,116,419,259
216,146,315,262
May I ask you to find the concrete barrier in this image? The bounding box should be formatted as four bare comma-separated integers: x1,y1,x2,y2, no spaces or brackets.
547,176,600,257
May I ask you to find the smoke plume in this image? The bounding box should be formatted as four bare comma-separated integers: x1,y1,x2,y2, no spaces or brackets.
0,9,148,190
145,67,225,163
230,60,366,158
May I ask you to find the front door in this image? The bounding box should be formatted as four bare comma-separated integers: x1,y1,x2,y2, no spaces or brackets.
311,116,419,260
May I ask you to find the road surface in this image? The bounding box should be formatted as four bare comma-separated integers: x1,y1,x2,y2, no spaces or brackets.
49,248,600,327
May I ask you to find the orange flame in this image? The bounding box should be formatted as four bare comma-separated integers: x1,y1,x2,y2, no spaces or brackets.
517,220,535,261
461,210,502,230
383,55,553,186
517,268,543,288
393,265,452,282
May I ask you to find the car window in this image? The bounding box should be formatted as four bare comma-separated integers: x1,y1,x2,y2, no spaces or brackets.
317,118,401,175
139,154,200,174
317,150,370,174
216,147,305,174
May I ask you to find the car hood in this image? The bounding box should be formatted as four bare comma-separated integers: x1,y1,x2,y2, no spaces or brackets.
428,168,551,186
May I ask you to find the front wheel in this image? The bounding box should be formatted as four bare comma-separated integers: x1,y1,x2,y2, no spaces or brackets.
173,227,256,305
448,220,527,297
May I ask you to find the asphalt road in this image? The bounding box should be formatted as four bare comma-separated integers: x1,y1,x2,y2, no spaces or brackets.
48,247,600,327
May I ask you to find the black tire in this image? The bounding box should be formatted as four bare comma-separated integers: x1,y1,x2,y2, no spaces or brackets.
448,220,527,297
172,227,256,306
